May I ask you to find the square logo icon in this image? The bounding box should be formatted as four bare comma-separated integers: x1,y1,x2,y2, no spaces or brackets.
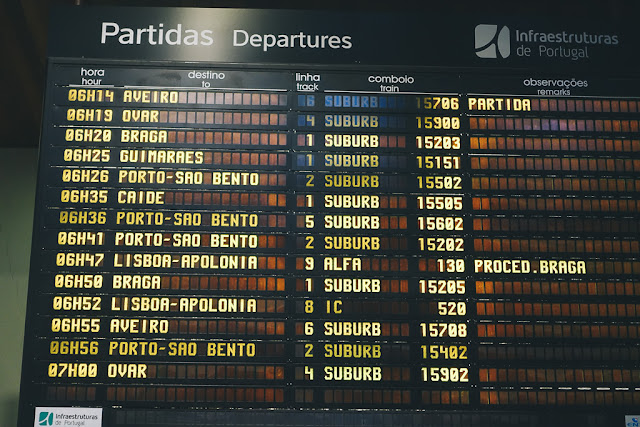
475,24,511,58
37,411,53,426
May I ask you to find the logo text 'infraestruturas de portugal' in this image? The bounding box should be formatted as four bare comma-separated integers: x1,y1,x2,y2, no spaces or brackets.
475,23,619,61
475,24,511,58
34,407,102,427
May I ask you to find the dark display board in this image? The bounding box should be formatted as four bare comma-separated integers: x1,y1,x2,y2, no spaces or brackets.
18,6,640,427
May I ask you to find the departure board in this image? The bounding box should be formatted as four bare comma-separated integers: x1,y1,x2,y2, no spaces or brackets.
18,6,640,427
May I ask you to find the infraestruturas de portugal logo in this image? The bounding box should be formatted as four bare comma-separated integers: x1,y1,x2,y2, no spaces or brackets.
474,23,619,60
34,407,102,427
475,24,511,58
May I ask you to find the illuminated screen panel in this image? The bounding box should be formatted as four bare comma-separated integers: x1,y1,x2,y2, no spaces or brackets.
17,6,640,427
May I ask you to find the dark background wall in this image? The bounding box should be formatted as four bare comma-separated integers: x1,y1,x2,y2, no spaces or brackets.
0,148,36,427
